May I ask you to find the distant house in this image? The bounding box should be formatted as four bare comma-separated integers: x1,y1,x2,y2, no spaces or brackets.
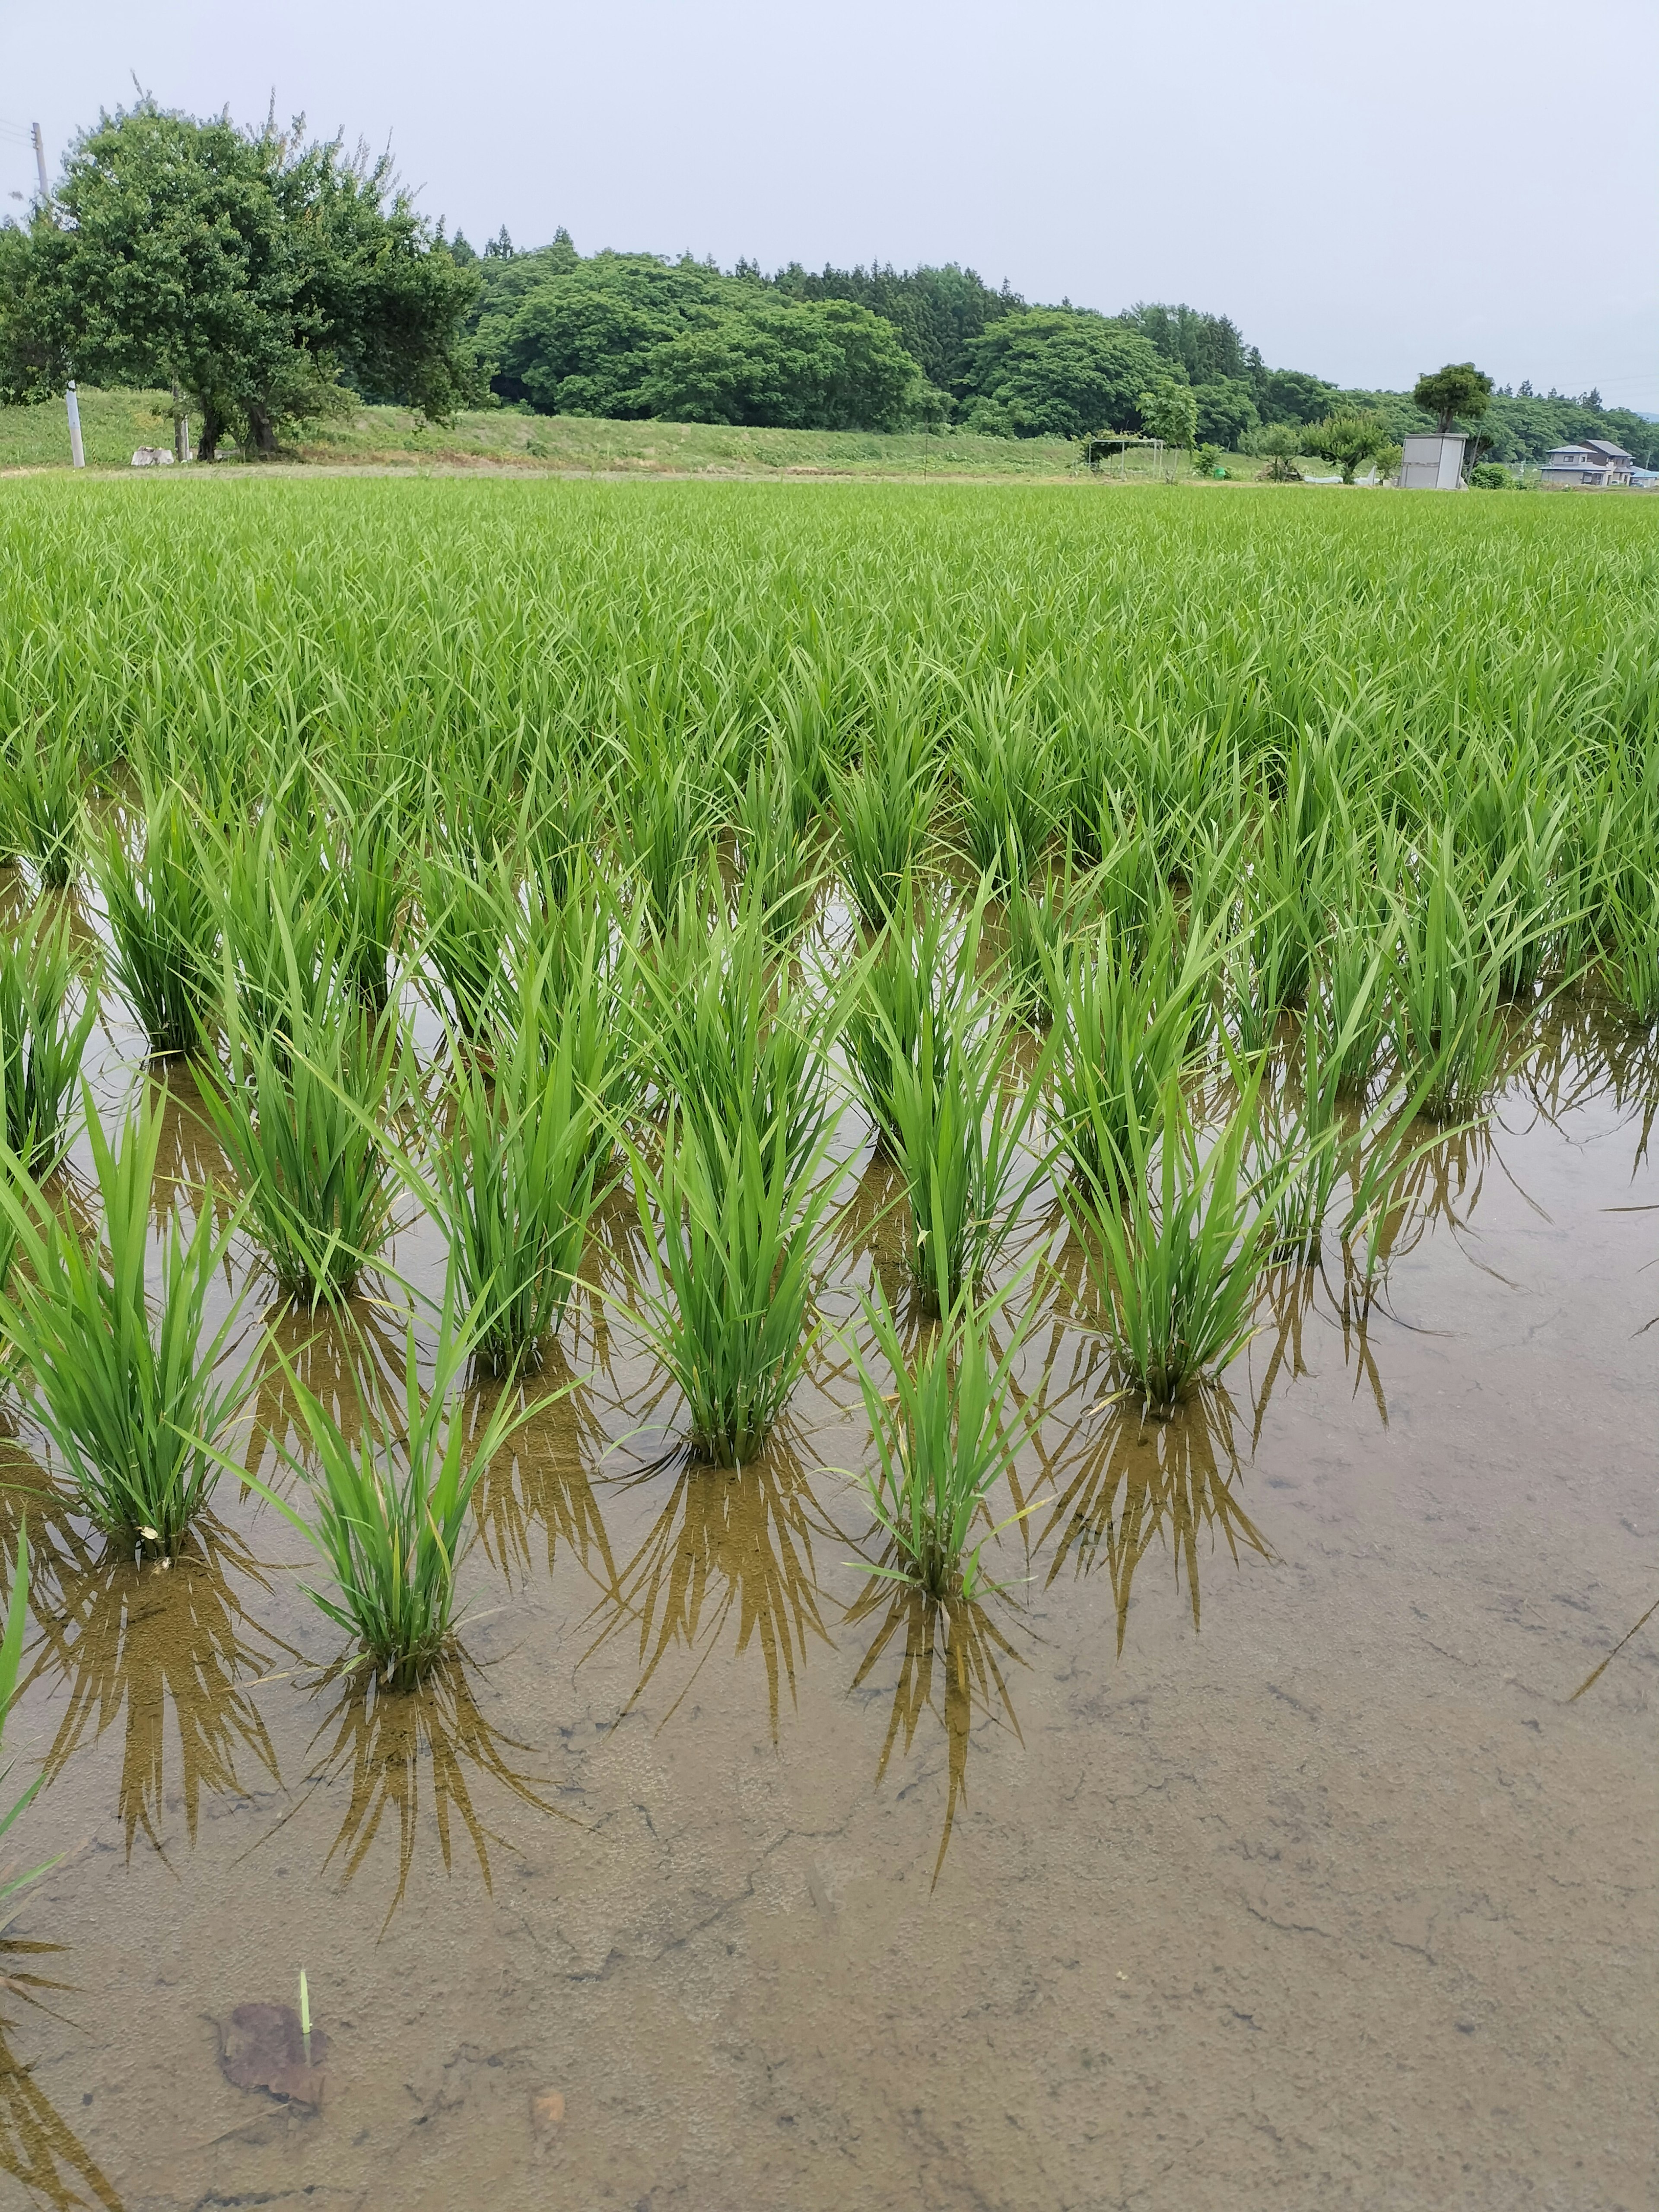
1540,438,1636,489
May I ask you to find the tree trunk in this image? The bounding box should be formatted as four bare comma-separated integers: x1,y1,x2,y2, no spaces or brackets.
248,404,278,458
196,401,222,464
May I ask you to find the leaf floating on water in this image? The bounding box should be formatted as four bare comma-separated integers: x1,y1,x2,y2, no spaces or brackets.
218,2001,330,2109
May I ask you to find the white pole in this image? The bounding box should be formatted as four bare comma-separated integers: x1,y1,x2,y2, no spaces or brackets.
65,381,85,469
31,123,49,206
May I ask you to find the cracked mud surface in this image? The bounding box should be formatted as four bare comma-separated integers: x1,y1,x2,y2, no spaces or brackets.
0,1034,1653,2212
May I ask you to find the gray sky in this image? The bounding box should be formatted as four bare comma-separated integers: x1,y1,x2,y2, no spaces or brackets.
5,0,1656,407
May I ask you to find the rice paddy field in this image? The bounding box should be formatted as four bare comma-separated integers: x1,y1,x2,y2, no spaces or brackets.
0,475,1653,2209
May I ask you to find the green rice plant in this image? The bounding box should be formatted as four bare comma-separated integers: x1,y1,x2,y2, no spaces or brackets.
1389,832,1513,1119
645,880,831,1186
1041,901,1216,1190
1257,1020,1349,1266
882,902,1051,1312
95,783,220,1057
828,742,938,933
839,876,963,1155
1604,876,1659,1026
0,1090,260,1545
1062,1063,1291,1413
324,784,406,1011
954,685,1054,895
1457,744,1572,999
1004,868,1086,1022
1315,908,1392,1098
0,728,81,890
220,810,335,1045
626,1085,841,1465
415,842,516,1042
245,1288,539,1688
0,909,97,1174
518,852,642,1168
200,951,406,1308
428,949,607,1372
735,754,819,949
612,751,712,938
849,1217,1042,1602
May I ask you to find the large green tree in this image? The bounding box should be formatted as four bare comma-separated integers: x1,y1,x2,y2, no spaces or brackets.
0,100,480,457
960,310,1166,439
1412,361,1493,432
637,299,924,430
1302,412,1392,483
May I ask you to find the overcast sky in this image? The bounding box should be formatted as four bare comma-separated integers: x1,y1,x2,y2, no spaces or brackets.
4,0,1655,407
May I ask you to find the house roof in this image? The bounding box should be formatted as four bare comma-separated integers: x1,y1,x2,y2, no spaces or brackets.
1580,438,1634,463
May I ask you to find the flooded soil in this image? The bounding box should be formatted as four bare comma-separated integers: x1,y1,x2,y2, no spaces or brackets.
0,995,1653,2212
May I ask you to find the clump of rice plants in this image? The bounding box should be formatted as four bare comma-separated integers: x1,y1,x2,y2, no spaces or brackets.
1389,831,1513,1118
629,896,841,1459
829,737,938,933
1003,865,1087,1022
0,909,97,1173
429,943,608,1373
0,1089,260,1545
0,728,81,889
415,841,516,1043
1602,876,1659,1027
735,754,819,950
1062,1065,1291,1414
646,877,829,1182
876,887,1051,1311
322,782,406,1012
200,956,407,1309
1315,906,1392,1098
95,783,221,1058
1042,901,1214,1191
249,1290,538,1689
849,1223,1042,1602
613,752,712,939
626,1087,840,1465
954,683,1055,895
840,875,960,1156
220,807,335,1044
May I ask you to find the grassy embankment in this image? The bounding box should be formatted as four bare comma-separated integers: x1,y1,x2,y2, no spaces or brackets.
0,384,1290,481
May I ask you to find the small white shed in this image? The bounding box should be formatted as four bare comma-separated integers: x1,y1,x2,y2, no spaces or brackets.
1398,433,1468,489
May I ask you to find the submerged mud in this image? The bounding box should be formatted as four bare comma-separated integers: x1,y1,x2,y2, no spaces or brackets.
0,1001,1653,2211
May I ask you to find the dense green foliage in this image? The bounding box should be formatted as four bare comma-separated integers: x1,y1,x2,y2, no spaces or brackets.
479,250,930,429
0,99,482,454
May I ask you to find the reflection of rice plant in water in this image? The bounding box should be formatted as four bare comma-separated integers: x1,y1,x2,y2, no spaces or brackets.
0,1091,262,1547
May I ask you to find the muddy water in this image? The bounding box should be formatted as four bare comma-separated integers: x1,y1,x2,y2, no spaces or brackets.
0,996,1654,2212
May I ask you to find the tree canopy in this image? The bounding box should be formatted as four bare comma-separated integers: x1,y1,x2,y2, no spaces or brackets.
1412,362,1493,432
959,311,1167,439
0,100,480,456
477,252,932,429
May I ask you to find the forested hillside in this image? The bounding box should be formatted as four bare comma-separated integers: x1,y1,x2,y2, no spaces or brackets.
461,230,1658,464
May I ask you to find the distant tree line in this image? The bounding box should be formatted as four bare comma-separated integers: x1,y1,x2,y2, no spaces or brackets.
467,233,1656,462
1,100,1649,466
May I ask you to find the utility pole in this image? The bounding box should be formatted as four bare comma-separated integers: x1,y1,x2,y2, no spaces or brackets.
30,121,48,205
65,381,84,468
